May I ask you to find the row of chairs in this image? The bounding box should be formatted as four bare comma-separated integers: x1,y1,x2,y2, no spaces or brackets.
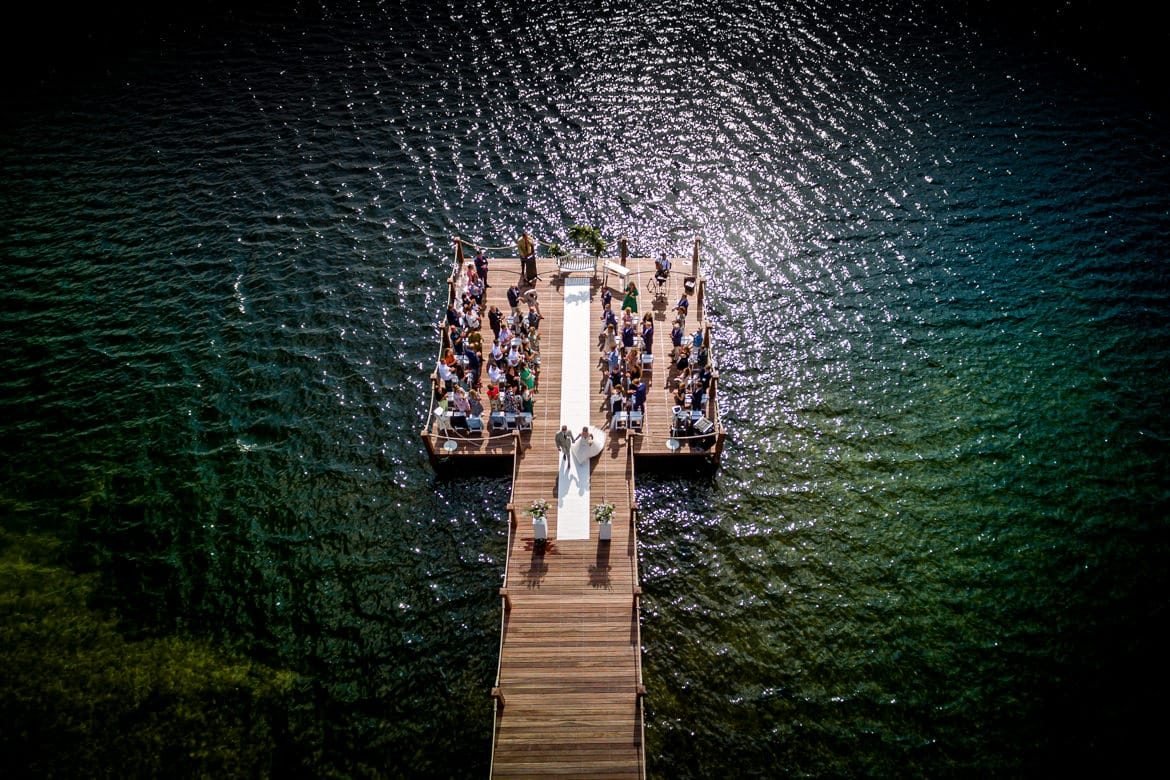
608,394,645,431
613,409,644,431
491,411,533,432
672,407,715,441
435,409,532,436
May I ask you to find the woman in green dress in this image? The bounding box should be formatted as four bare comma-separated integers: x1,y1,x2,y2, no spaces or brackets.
621,281,639,314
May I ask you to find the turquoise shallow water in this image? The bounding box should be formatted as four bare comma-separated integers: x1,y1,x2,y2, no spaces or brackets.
3,1,1169,776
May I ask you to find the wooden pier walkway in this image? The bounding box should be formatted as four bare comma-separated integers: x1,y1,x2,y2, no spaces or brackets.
421,238,724,777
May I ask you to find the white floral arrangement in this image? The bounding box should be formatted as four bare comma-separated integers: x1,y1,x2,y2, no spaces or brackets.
593,503,615,524
530,499,549,520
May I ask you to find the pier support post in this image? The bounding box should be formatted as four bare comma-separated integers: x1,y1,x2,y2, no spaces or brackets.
620,236,628,266
691,236,701,279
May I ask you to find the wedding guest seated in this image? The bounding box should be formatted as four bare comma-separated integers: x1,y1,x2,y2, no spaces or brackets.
487,360,505,386
467,277,484,306
519,362,536,391
621,307,634,329
463,347,481,388
436,360,455,392
501,388,519,413
452,386,471,415
627,348,645,374
461,303,481,331
654,252,671,282
607,346,621,375
695,344,709,369
603,323,617,353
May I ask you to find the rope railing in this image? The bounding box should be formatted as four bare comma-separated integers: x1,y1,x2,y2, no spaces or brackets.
630,438,647,780
422,245,460,438
427,426,529,444
440,232,702,258
490,434,521,740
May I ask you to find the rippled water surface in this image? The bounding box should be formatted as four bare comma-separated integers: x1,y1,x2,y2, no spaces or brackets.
3,1,1169,776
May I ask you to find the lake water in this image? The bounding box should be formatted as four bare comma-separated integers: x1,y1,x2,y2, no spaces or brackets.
3,1,1168,776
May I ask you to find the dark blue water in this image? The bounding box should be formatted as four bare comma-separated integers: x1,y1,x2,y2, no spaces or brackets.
3,1,1169,776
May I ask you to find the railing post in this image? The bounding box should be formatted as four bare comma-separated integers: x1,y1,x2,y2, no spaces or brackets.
492,687,506,711
708,371,718,419
499,588,512,612
507,502,516,529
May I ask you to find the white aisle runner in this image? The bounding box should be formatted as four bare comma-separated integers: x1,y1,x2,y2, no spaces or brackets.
556,277,592,539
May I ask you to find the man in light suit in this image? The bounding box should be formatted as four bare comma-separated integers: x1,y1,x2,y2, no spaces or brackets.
555,424,574,469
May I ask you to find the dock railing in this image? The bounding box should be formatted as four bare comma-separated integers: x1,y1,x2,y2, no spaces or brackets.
626,438,647,780
488,431,522,775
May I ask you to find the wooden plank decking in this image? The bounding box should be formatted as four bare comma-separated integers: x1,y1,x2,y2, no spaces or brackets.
421,245,723,777
422,254,724,464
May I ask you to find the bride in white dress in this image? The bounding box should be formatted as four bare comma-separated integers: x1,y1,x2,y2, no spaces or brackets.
571,425,606,463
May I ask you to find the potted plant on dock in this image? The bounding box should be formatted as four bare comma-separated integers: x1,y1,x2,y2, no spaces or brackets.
530,499,549,542
593,502,614,541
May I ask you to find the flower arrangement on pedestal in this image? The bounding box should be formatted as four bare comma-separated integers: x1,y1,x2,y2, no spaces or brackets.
530,499,550,543
593,502,615,540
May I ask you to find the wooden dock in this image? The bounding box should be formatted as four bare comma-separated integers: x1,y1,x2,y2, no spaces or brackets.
421,238,724,777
